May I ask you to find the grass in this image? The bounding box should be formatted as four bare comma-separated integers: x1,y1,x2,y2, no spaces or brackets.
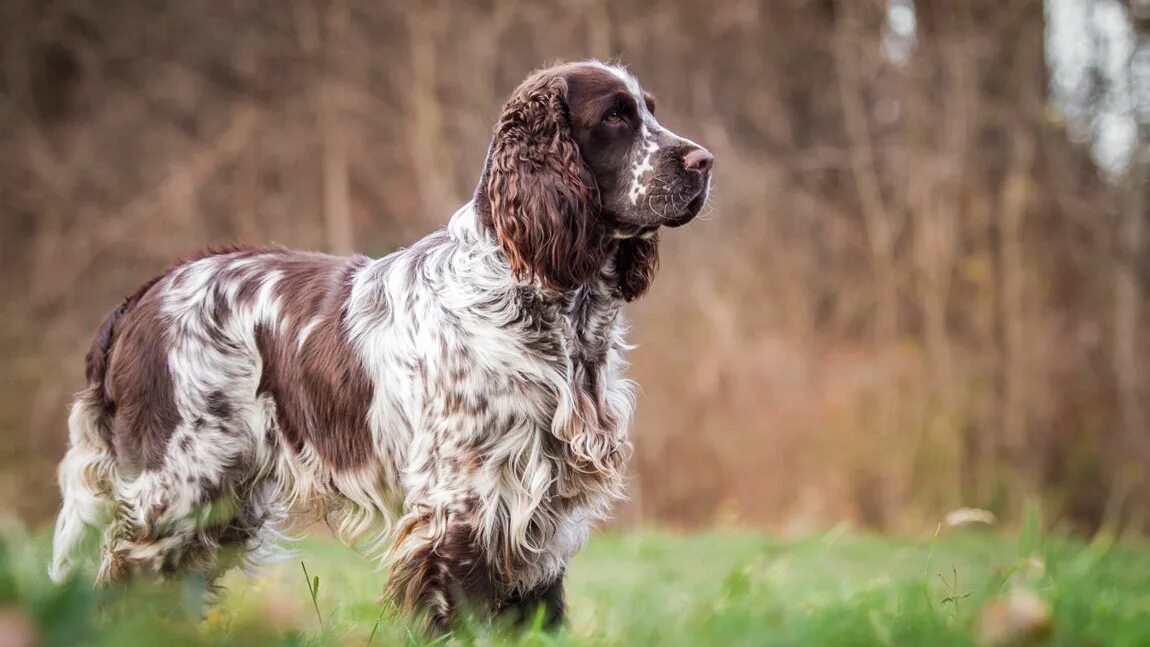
1,520,1149,646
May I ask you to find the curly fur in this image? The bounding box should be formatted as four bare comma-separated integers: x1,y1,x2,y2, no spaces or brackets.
486,73,607,291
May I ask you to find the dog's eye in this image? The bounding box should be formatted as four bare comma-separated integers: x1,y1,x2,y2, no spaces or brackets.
603,109,624,125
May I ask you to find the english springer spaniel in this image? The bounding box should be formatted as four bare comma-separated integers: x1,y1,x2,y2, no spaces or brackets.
50,60,712,631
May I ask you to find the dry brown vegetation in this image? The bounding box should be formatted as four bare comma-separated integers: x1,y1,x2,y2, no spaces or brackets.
1,0,1147,533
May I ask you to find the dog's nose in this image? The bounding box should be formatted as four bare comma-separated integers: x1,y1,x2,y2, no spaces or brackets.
683,148,714,173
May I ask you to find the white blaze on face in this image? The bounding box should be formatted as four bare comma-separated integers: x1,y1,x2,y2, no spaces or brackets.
596,63,666,207
629,125,660,206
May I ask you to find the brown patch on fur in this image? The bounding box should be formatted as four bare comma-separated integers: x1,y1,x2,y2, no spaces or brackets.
105,285,180,472
86,244,279,394
254,253,376,470
614,234,660,301
86,244,280,463
205,390,232,419
85,301,132,393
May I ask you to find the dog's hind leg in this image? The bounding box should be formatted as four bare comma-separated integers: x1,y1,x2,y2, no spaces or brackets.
50,391,118,583
93,404,265,588
95,482,227,586
95,484,266,593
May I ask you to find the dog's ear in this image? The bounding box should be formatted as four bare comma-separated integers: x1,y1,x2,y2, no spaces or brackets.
614,234,660,301
484,74,606,291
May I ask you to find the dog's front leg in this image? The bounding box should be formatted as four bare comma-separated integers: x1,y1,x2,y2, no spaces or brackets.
384,500,492,634
498,571,566,630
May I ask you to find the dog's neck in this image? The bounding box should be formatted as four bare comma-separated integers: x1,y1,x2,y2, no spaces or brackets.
470,171,642,302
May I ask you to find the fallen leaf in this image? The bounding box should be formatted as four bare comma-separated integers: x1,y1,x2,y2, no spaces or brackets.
978,589,1052,646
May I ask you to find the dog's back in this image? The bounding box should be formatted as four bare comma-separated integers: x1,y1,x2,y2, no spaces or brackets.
50,245,376,583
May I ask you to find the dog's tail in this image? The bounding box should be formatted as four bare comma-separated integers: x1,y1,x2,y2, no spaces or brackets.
49,300,130,583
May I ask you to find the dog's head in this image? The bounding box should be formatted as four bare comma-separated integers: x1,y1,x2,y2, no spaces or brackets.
479,61,712,300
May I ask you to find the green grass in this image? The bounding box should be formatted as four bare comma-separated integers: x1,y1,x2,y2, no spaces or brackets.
2,521,1149,645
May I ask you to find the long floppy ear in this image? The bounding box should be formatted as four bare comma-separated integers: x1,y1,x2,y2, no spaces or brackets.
614,234,660,301
485,74,606,291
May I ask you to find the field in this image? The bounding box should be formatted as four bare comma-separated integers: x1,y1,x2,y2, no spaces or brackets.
2,520,1149,646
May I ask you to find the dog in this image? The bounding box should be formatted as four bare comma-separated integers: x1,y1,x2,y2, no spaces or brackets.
50,60,712,631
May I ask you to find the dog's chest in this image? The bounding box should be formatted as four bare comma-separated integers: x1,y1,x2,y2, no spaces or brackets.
414,287,630,588
461,285,628,422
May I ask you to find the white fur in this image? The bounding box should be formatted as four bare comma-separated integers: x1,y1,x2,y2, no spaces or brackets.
629,125,661,205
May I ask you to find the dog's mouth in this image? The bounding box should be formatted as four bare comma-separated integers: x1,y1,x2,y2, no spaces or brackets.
663,198,703,228
606,176,709,237
662,184,709,229
608,198,705,238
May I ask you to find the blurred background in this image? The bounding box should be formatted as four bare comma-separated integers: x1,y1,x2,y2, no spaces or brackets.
1,0,1148,535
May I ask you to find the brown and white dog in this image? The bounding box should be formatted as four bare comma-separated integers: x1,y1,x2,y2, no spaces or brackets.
50,60,712,631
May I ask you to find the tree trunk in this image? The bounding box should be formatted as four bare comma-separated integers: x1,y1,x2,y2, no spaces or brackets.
321,0,353,255
833,0,901,525
1112,0,1150,525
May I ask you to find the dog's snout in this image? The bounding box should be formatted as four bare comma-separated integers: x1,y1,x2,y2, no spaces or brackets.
683,148,714,173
